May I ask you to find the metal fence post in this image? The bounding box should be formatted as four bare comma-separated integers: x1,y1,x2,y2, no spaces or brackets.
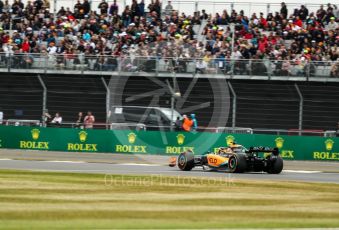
230,23,235,78
54,0,57,22
101,77,110,129
118,56,122,75
295,83,303,136
155,57,159,77
44,55,47,74
306,62,310,81
227,81,237,129
37,74,47,127
193,58,196,77
79,53,84,75
268,60,272,80
7,53,11,72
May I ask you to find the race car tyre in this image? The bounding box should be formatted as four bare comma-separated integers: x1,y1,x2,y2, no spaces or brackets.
228,153,247,173
267,156,283,174
177,150,195,171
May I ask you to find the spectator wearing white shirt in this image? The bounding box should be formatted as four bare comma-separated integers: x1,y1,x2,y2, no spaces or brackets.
47,42,57,55
84,111,95,129
196,59,207,73
164,1,173,16
51,112,62,126
326,17,338,31
231,47,243,60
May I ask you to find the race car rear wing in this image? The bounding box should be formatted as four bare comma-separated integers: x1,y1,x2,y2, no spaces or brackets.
247,147,279,155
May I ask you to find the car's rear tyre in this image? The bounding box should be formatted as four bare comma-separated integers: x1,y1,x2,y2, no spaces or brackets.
177,150,195,171
228,153,247,173
267,156,283,174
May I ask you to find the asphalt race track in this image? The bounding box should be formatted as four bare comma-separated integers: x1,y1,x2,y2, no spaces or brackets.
0,149,338,184
0,158,338,184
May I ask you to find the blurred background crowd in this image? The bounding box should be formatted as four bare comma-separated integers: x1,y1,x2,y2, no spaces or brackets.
0,0,338,76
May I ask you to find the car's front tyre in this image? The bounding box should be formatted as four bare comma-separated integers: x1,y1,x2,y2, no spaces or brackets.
178,150,195,171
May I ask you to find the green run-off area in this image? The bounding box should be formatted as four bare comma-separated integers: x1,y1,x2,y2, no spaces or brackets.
0,170,339,229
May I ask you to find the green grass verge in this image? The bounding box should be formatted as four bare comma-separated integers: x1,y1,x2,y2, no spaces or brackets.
0,169,338,229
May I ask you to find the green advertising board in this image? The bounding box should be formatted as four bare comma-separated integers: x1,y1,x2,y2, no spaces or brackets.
0,126,338,161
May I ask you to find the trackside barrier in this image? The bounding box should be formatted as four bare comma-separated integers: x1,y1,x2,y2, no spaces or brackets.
215,127,253,134
110,123,146,131
0,126,338,161
1,119,335,137
5,119,41,126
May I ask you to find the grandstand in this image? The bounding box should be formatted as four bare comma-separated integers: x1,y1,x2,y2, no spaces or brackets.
0,0,338,135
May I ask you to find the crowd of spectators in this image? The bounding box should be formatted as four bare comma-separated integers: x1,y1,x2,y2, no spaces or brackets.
0,0,338,76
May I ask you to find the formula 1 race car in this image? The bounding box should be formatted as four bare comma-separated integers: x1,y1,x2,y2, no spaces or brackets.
169,144,283,174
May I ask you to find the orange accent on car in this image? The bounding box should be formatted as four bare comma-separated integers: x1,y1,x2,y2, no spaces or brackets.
206,154,229,167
